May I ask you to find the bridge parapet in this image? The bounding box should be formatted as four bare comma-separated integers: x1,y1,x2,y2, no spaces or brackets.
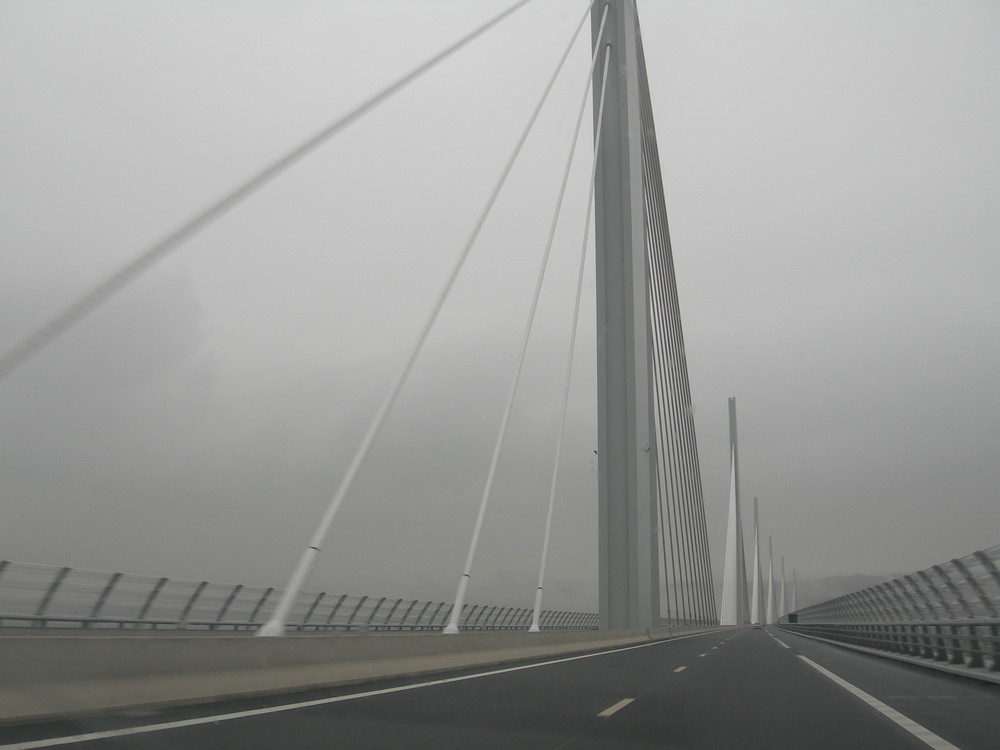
0,561,597,633
0,625,721,723
790,544,1000,624
778,544,1000,681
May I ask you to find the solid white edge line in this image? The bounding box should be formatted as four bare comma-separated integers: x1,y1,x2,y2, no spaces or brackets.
797,656,962,750
1,631,718,750
596,698,634,718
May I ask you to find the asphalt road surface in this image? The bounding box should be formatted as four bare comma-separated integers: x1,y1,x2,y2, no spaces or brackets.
2,626,998,749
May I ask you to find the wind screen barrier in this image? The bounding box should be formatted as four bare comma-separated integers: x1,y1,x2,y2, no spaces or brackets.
0,561,598,632
778,544,1000,673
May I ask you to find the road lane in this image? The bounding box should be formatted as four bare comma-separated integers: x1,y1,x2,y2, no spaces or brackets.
0,631,724,749
568,627,933,749
2,627,997,748
775,627,1000,750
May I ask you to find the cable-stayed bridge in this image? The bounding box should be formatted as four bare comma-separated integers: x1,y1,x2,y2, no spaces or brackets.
2,1,999,747
1,0,716,633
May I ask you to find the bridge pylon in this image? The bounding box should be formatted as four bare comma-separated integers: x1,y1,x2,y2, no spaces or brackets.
592,0,659,631
594,0,717,630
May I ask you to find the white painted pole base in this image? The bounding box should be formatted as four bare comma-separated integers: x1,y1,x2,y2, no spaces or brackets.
256,619,286,637
443,574,470,634
255,547,320,637
528,587,544,632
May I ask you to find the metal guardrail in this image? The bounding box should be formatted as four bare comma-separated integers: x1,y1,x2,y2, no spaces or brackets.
0,561,599,632
779,620,1000,672
778,544,1000,673
790,544,1000,623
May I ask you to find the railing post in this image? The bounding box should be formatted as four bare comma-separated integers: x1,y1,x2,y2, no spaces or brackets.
950,558,992,667
325,594,349,630
346,596,369,631
35,566,71,627
87,571,122,628
424,602,443,629
917,569,955,617
248,587,274,630
473,606,492,629
137,577,168,629
855,590,880,622
178,581,208,628
214,584,244,630
973,550,1000,598
952,557,996,617
301,591,325,631
365,597,386,630
381,598,404,630
485,607,502,629
506,608,523,628
933,564,975,664
496,607,510,629
413,601,433,629
398,599,419,629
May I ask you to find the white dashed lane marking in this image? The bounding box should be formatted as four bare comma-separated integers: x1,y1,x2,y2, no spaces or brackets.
597,698,634,718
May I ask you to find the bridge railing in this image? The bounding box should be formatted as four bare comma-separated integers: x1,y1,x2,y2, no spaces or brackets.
778,544,1000,673
782,619,1000,671
0,561,598,632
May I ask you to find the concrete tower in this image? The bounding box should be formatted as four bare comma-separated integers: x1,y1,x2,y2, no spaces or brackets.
779,556,787,621
722,398,749,624
766,536,776,624
792,568,797,613
719,447,741,624
750,497,763,624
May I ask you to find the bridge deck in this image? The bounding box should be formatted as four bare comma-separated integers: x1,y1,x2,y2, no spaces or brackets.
2,626,997,749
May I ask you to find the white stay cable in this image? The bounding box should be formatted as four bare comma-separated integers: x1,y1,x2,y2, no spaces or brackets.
530,42,611,633
441,2,598,635
0,0,534,383
260,1,593,637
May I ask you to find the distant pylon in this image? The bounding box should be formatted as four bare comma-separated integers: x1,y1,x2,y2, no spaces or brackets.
719,447,740,624
792,568,797,613
750,497,763,624
719,398,750,625
766,536,776,624
779,555,787,621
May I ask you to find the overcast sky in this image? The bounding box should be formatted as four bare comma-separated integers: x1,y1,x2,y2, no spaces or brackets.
2,0,998,614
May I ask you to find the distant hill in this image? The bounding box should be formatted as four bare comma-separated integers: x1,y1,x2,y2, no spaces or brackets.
794,572,902,611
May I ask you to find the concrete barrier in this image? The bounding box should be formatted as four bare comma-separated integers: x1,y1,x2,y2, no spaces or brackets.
0,626,722,723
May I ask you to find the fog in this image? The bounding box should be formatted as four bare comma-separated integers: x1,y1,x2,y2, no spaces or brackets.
2,0,998,612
